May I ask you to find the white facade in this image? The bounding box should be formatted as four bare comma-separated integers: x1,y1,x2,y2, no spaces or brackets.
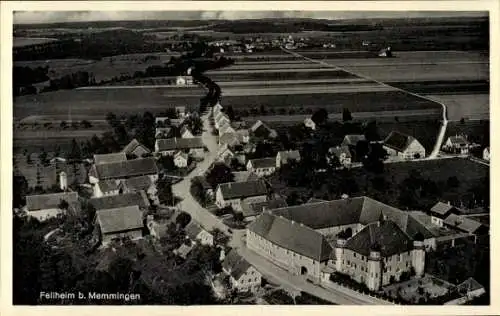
246,161,276,177
215,187,267,211
174,153,189,168
304,118,316,130
483,147,490,161
181,129,194,139
27,208,65,222
384,139,425,160
226,265,262,293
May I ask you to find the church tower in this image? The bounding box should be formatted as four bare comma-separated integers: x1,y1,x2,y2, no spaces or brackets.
367,245,382,291
411,240,425,278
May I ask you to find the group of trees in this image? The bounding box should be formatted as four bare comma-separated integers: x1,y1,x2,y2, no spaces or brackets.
13,66,49,96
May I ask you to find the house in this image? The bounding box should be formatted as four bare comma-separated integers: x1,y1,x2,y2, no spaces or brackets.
174,151,189,168
442,136,471,154
155,127,173,139
428,202,460,227
174,243,195,259
219,133,241,147
94,180,120,198
185,220,214,246
175,106,186,118
122,139,151,158
456,277,486,300
93,153,127,165
96,205,143,246
219,122,236,135
119,175,158,204
341,134,366,148
240,198,288,222
383,131,425,160
304,118,316,130
155,137,205,158
25,192,79,221
89,191,150,211
222,250,262,293
180,126,194,139
89,158,158,194
213,103,223,116
443,214,487,236
215,114,231,130
248,196,429,289
327,146,352,167
236,129,250,143
217,144,236,164
232,171,259,183
246,158,276,177
276,150,301,168
250,120,278,139
176,75,193,86
483,147,490,161
215,180,268,211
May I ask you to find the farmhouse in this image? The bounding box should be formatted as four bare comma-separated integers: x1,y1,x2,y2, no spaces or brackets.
483,147,490,161
443,214,487,236
155,137,204,158
428,202,460,227
95,205,144,247
246,158,277,177
232,171,259,183
222,250,262,293
174,151,189,168
93,153,127,165
219,132,241,147
248,197,429,289
219,122,236,135
119,176,158,204
383,131,425,160
122,139,151,158
240,198,288,222
215,114,231,130
442,136,471,154
94,180,120,198
276,150,301,168
155,127,173,139
455,278,486,301
341,134,366,148
215,180,268,211
236,129,250,143
327,146,352,167
25,192,79,222
180,126,194,139
89,191,150,211
185,221,214,246
250,120,278,139
304,118,317,130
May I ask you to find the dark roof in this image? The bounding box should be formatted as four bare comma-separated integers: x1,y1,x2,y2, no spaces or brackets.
122,139,150,155
96,205,143,234
430,202,457,217
443,214,483,234
156,137,204,151
219,132,240,147
98,180,119,193
123,176,153,192
448,136,469,146
248,212,332,261
457,277,484,293
93,153,127,165
218,180,268,200
240,198,288,218
342,134,366,146
222,250,254,280
384,131,416,152
250,120,277,138
344,221,413,257
89,191,150,210
94,158,158,180
185,221,206,240
26,192,79,211
329,146,352,159
277,150,301,162
232,171,259,183
249,157,276,169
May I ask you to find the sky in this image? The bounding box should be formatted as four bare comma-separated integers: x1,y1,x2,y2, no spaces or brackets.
13,11,488,24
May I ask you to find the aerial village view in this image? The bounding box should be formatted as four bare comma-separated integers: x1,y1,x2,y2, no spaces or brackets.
10,9,490,306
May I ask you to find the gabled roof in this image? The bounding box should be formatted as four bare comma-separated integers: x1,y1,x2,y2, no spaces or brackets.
342,134,366,146
122,139,150,155
26,192,79,211
344,221,413,257
250,120,277,138
248,212,332,261
185,221,208,240
248,157,276,169
456,277,484,293
443,214,483,234
277,150,301,162
94,158,158,180
430,202,457,216
384,131,418,153
219,132,241,147
447,136,469,146
96,205,143,234
89,191,150,210
174,151,189,161
219,122,235,135
328,146,352,159
98,180,119,193
156,137,204,151
175,243,194,259
180,125,193,136
215,112,229,124
222,250,254,280
232,171,259,183
122,175,153,192
218,180,268,200
93,153,127,165
241,198,288,218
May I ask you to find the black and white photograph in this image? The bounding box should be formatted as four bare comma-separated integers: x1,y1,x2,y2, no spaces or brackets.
3,2,495,310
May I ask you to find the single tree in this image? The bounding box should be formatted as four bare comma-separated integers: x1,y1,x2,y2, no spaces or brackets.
342,108,353,122
311,108,328,125
206,162,234,189
176,212,192,229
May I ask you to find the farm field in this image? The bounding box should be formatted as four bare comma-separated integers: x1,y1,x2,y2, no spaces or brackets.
13,87,205,120
206,68,359,81
221,83,396,96
426,94,489,121
220,90,441,112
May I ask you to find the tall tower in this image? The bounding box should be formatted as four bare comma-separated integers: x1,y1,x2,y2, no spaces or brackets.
367,248,382,291
59,171,68,191
411,241,425,278
335,238,346,272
